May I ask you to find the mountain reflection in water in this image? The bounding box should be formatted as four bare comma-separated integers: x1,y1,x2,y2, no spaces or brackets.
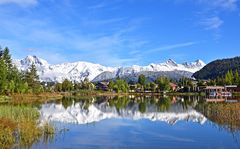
40,96,207,125
35,96,240,149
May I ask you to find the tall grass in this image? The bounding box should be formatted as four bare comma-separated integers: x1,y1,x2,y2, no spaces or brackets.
0,105,39,121
0,104,55,148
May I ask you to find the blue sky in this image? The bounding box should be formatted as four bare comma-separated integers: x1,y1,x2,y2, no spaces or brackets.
0,0,239,66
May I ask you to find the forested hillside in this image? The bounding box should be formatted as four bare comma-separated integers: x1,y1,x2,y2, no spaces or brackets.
193,57,240,80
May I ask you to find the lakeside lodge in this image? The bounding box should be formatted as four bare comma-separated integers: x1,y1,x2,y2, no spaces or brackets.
203,85,240,97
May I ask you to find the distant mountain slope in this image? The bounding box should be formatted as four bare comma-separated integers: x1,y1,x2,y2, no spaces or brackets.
93,70,193,82
13,55,205,82
193,57,240,80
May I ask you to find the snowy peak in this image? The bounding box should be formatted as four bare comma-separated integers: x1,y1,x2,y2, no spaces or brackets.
194,59,205,67
165,59,178,67
182,59,205,69
20,55,49,66
13,55,205,82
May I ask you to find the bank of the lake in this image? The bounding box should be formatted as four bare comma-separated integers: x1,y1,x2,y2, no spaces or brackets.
71,90,206,97
0,104,55,148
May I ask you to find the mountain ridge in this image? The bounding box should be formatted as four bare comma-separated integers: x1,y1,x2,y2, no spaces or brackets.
193,56,240,80
13,55,206,82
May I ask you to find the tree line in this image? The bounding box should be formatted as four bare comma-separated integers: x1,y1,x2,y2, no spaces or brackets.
1,47,239,95
50,75,172,93
0,47,42,94
205,70,240,86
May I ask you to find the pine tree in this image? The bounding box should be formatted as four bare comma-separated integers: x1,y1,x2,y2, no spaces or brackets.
113,79,129,93
225,70,234,85
234,70,240,85
0,46,3,57
55,83,63,92
108,80,115,92
138,74,146,86
0,58,8,94
0,46,32,95
2,47,12,69
62,79,73,91
25,64,42,93
150,82,157,92
138,74,146,91
155,77,170,92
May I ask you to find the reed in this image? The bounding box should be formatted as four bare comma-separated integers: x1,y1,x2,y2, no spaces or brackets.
0,105,55,148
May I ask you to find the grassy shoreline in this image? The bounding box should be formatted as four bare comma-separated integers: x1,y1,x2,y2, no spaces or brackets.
0,91,207,103
0,92,63,104
71,90,206,97
1,90,239,105
0,104,54,148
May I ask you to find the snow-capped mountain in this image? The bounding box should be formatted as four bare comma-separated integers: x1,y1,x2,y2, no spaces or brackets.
13,55,205,82
13,55,116,82
39,101,207,125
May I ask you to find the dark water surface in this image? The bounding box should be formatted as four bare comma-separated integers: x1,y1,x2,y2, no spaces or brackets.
33,96,240,149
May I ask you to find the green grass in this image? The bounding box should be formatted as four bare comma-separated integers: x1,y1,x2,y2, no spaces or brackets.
0,105,39,121
167,92,206,96
233,92,240,97
0,95,11,103
0,104,55,148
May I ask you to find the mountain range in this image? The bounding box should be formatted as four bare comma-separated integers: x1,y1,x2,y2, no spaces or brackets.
13,55,206,83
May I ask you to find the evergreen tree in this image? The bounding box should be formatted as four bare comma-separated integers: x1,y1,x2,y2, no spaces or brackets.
225,70,234,85
25,64,42,93
150,82,157,92
62,79,73,91
113,79,129,93
155,77,170,92
216,76,224,86
207,79,216,86
55,83,63,92
138,74,146,91
0,58,8,94
0,46,32,95
2,47,12,69
0,46,3,57
108,80,114,92
138,74,146,86
234,70,240,85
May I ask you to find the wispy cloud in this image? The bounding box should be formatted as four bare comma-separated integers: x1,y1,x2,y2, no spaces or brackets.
81,17,127,27
146,42,198,53
199,16,224,30
191,0,238,40
176,0,239,11
0,0,38,7
0,8,147,66
87,3,107,10
198,0,238,11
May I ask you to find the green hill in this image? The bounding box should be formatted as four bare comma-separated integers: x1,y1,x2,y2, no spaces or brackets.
193,57,240,80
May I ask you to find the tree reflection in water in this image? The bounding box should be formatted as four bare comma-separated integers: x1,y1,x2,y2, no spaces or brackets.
51,95,240,145
196,102,240,148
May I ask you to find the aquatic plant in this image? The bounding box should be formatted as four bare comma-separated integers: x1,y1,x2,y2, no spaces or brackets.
0,105,55,148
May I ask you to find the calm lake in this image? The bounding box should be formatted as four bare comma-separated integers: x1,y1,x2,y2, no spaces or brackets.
33,96,240,149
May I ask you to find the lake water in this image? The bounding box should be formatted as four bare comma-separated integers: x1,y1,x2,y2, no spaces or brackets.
33,96,240,149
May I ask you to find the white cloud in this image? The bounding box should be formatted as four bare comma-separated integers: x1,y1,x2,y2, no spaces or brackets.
146,42,198,53
199,0,238,11
200,16,224,30
0,12,147,66
0,0,37,7
87,3,106,9
176,0,238,11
